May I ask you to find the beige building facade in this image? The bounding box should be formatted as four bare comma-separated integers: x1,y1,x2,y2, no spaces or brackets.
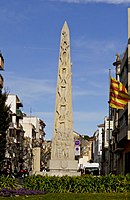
111,8,130,175
20,115,46,173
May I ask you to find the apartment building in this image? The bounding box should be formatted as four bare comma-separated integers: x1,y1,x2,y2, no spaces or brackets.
6,94,24,170
93,124,103,172
111,8,130,175
20,115,46,145
20,115,46,170
101,116,113,175
6,94,46,172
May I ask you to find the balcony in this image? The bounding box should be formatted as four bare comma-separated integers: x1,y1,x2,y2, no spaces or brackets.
16,109,23,119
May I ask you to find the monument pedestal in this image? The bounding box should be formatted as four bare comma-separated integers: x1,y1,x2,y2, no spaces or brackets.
48,159,80,176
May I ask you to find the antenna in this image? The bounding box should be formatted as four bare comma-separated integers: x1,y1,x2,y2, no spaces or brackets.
30,107,32,117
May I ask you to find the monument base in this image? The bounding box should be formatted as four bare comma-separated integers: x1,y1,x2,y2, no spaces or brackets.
47,159,80,176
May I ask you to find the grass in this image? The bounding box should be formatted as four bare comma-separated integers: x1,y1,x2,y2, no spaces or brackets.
0,193,130,200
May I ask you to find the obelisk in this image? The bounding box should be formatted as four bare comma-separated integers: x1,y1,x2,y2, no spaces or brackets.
48,21,79,176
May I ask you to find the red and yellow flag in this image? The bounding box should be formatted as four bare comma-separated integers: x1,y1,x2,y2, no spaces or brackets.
109,77,130,109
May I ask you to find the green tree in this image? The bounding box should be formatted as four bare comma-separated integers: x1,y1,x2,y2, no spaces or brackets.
0,89,11,162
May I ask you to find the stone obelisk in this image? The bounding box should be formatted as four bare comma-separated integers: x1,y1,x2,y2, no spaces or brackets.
48,21,79,176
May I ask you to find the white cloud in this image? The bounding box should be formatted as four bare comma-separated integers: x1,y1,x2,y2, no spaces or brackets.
71,38,126,72
49,0,130,4
2,72,57,114
31,111,107,138
73,38,125,54
4,73,55,99
4,70,108,104
73,89,107,96
73,111,107,135
31,111,54,120
74,111,106,121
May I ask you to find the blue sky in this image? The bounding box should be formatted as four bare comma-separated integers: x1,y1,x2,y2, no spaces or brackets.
0,0,130,140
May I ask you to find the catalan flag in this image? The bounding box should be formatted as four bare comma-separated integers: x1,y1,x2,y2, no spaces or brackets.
109,77,130,109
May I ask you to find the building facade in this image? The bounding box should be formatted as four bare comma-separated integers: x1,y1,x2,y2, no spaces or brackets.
101,116,113,175
6,94,24,170
93,124,103,172
110,8,130,175
20,115,46,171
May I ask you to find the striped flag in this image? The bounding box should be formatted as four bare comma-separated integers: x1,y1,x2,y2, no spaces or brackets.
109,77,130,109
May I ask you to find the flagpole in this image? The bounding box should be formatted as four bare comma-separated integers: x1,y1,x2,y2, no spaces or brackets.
109,69,111,104
109,69,111,122
108,69,111,173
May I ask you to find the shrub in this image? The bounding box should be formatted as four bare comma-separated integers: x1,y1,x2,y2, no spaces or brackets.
23,174,130,193
0,175,16,189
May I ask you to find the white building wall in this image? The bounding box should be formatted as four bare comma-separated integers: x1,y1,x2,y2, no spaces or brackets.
78,156,89,168
104,116,113,148
98,127,102,156
21,123,34,138
20,116,40,139
93,124,103,167
22,116,40,139
6,94,22,125
6,94,17,114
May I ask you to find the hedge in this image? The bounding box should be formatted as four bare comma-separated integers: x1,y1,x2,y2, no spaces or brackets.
23,173,130,193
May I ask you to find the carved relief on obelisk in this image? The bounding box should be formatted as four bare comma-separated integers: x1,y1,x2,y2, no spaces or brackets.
48,21,79,176
51,21,75,162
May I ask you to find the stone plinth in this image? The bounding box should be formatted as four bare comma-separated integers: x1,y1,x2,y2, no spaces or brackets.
48,159,80,176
